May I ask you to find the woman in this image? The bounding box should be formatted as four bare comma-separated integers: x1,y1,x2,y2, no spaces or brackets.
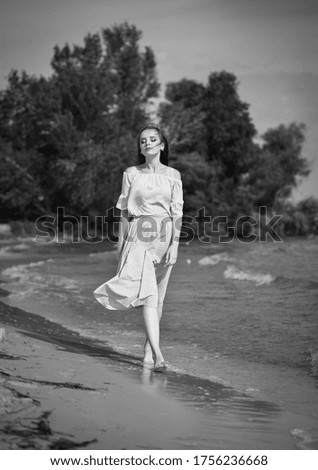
93,123,183,372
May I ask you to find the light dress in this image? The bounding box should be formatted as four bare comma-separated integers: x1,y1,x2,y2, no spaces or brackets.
93,168,184,310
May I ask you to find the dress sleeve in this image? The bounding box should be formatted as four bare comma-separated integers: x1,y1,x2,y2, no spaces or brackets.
170,178,184,218
116,172,133,210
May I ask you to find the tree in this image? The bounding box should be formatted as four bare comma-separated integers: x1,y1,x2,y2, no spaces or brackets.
0,23,160,219
0,139,45,219
0,24,312,236
203,71,256,180
102,22,160,131
246,123,309,209
159,79,214,221
159,73,258,221
159,79,206,155
159,73,310,231
296,197,318,234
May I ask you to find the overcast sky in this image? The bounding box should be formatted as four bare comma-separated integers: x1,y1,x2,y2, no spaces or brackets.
1,0,317,201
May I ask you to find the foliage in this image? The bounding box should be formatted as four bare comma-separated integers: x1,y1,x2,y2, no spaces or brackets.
296,197,318,234
159,73,312,234
0,22,159,220
0,138,45,219
0,24,314,236
160,73,257,222
251,124,309,207
203,71,256,177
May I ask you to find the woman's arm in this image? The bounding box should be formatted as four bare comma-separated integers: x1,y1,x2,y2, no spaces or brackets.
116,209,129,260
165,170,183,267
116,169,135,259
171,216,182,247
164,216,182,267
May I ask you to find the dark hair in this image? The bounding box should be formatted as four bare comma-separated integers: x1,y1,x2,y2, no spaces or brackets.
137,123,169,166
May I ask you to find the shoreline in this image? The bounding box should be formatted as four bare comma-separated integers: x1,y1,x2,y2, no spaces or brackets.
0,300,316,450
1,309,218,450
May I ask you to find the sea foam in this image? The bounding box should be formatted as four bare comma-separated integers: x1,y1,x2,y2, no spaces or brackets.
224,265,275,286
1,259,81,299
198,253,234,266
0,242,31,258
2,261,45,279
290,428,318,450
2,261,46,279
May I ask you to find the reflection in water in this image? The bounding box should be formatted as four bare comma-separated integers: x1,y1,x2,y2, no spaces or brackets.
140,365,168,391
10,307,281,423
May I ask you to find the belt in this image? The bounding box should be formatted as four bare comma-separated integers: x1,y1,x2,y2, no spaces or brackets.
128,214,171,222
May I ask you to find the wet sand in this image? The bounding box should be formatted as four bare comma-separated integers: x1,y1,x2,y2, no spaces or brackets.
0,311,213,450
1,300,315,450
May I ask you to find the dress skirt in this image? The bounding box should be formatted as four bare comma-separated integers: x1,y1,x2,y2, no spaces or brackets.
93,215,174,310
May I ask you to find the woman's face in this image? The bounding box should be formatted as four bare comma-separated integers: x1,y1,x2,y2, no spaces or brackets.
139,129,163,157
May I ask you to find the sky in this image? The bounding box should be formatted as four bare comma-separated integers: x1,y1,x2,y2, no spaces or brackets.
1,0,317,201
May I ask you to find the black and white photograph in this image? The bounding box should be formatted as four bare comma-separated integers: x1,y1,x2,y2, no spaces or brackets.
0,0,317,460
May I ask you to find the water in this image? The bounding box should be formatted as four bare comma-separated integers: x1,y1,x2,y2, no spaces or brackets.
1,235,318,449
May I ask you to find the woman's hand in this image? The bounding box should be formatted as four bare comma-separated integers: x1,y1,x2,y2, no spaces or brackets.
116,210,129,261
116,242,122,261
164,243,179,267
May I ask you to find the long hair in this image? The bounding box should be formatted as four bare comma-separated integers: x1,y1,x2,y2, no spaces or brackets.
137,123,169,166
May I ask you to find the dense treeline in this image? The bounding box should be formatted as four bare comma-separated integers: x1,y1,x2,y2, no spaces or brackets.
0,22,317,237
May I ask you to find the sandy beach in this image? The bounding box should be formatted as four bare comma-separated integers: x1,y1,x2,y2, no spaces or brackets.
0,305,216,450
0,301,314,451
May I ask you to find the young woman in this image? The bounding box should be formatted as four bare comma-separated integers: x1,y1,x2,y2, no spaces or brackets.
93,123,183,372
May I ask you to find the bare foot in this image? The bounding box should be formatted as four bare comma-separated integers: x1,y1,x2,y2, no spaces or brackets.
154,355,165,368
143,341,154,364
154,360,167,373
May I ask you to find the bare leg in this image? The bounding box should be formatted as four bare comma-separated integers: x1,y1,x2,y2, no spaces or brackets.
143,305,163,363
142,305,164,367
143,259,172,364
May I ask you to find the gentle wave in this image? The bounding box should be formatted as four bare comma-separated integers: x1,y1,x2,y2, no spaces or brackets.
198,253,234,266
274,275,318,292
1,259,80,299
88,250,117,258
223,265,275,286
0,246,12,257
290,428,318,450
308,347,318,379
2,260,46,279
0,242,31,258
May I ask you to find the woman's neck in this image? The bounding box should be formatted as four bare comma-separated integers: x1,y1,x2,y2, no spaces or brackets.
143,156,163,172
